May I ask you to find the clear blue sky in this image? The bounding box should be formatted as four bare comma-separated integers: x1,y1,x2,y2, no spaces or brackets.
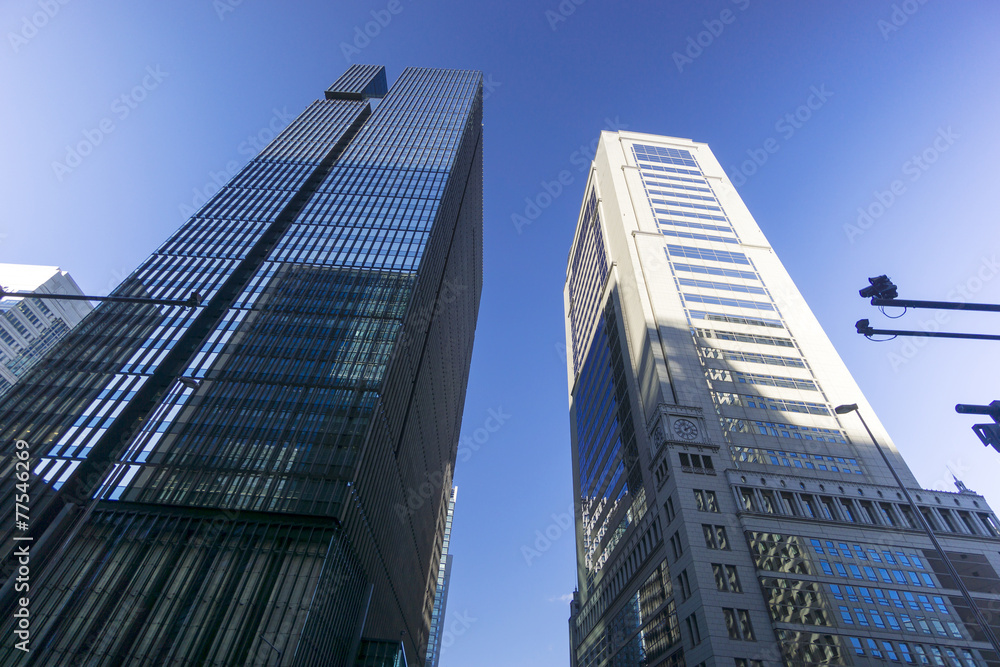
2,2,999,664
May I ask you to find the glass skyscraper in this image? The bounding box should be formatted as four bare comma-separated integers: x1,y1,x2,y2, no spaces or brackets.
0,65,482,666
564,132,1000,667
425,486,457,667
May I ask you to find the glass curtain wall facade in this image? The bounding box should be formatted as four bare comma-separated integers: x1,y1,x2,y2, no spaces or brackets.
564,131,1000,667
0,64,482,666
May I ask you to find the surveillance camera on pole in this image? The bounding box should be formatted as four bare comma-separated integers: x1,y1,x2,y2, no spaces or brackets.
853,274,1000,341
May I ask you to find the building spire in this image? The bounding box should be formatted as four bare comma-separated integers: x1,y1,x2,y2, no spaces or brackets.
950,468,976,494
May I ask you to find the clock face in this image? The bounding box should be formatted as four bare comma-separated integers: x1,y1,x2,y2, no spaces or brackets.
673,418,698,441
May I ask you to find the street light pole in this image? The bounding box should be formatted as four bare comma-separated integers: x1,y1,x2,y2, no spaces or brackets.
835,403,1000,654
0,287,201,308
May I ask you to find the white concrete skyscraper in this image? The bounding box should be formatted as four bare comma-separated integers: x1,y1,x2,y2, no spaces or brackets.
0,264,91,396
564,132,1000,667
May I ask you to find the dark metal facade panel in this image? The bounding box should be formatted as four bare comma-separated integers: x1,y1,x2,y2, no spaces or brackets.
326,64,389,101
0,66,482,667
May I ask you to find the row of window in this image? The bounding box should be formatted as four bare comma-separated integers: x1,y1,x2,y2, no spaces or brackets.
697,327,793,347
649,202,724,226
674,262,757,282
648,186,718,203
820,559,936,588
665,229,739,245
667,244,750,266
707,368,818,391
732,447,862,475
807,494,999,537
691,311,784,329
634,146,700,168
742,489,937,541
699,346,807,369
658,217,734,235
642,175,712,194
678,453,714,471
812,539,924,565
653,206,728,224
919,505,1000,537
725,419,849,444
837,603,962,638
846,636,979,666
638,161,704,178
714,391,831,416
779,630,984,667
831,583,945,612
650,196,723,215
685,293,773,312
679,277,767,295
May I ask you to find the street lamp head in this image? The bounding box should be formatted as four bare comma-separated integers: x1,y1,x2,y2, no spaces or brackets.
835,404,859,415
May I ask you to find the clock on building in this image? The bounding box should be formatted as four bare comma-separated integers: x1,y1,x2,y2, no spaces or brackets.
672,418,699,441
